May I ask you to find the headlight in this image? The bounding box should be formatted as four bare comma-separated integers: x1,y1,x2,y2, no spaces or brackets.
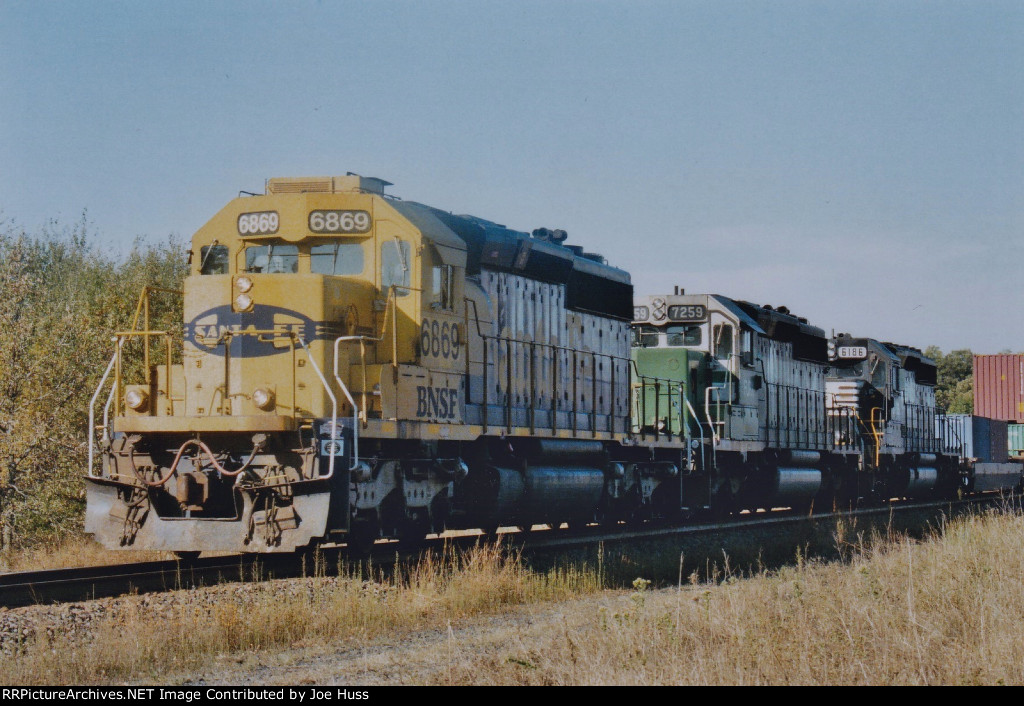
235,293,253,311
253,387,275,410
125,389,149,412
235,276,253,293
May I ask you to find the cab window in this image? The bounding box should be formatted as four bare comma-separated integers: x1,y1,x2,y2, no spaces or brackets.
245,244,298,273
869,355,887,389
311,242,364,275
632,325,660,348
199,244,229,274
833,362,865,379
432,264,455,310
382,239,411,296
665,324,702,347
713,324,733,359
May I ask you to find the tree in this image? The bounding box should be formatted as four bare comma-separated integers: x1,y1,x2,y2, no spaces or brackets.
925,345,974,413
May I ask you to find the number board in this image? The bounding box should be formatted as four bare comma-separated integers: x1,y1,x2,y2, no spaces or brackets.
238,212,280,236
667,304,707,322
837,346,868,359
421,320,461,360
633,306,650,321
309,210,372,234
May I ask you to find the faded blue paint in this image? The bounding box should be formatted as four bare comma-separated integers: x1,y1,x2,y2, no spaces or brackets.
185,304,337,357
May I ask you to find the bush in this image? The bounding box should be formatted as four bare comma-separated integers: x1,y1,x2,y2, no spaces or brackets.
0,213,187,555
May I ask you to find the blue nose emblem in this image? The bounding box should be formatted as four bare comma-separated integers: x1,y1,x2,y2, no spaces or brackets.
185,304,329,357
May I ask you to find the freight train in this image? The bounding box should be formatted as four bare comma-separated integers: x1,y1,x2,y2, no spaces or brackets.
84,175,1022,554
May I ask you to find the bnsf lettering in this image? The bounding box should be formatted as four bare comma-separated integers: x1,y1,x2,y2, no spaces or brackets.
415,386,460,419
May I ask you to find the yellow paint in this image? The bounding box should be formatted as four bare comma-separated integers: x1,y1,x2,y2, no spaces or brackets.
111,175,628,450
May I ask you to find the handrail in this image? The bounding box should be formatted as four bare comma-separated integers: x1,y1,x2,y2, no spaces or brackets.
704,386,722,445
684,396,707,470
101,379,117,449
936,411,965,457
88,343,121,478
128,285,182,375
904,402,937,453
333,336,365,471
91,286,177,478
329,288,399,425
296,337,337,480
630,375,689,436
869,406,883,467
372,285,400,375
465,295,635,435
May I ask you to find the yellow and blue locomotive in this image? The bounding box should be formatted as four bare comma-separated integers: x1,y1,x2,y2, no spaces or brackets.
86,174,635,552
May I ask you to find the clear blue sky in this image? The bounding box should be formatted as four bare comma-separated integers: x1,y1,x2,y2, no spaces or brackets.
2,1,1021,353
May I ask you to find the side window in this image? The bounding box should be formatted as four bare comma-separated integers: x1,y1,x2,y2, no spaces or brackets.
382,239,411,296
199,245,229,274
432,264,455,310
311,242,364,275
713,324,733,360
870,356,887,389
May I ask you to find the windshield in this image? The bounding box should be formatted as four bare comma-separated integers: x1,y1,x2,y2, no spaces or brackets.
632,324,704,348
311,242,364,275
245,244,298,273
666,324,702,347
632,325,660,348
831,362,865,379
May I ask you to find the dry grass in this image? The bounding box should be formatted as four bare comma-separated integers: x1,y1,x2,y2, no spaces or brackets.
1,538,172,572
435,510,1024,685
7,510,1024,685
0,541,602,684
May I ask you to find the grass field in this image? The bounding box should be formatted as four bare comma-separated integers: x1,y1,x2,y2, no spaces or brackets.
1,539,172,572
0,542,601,684
436,509,1024,685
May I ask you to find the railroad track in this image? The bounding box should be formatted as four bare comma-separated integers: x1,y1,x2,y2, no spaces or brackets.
0,495,1007,609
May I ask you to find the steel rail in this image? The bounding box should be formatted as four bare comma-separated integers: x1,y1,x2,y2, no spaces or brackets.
0,495,1009,609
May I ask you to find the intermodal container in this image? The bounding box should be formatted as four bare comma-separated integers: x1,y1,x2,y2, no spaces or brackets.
973,416,1009,464
936,414,1009,463
973,354,1024,423
1009,423,1024,458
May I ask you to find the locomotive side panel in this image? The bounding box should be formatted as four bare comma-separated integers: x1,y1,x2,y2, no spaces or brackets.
473,270,629,432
